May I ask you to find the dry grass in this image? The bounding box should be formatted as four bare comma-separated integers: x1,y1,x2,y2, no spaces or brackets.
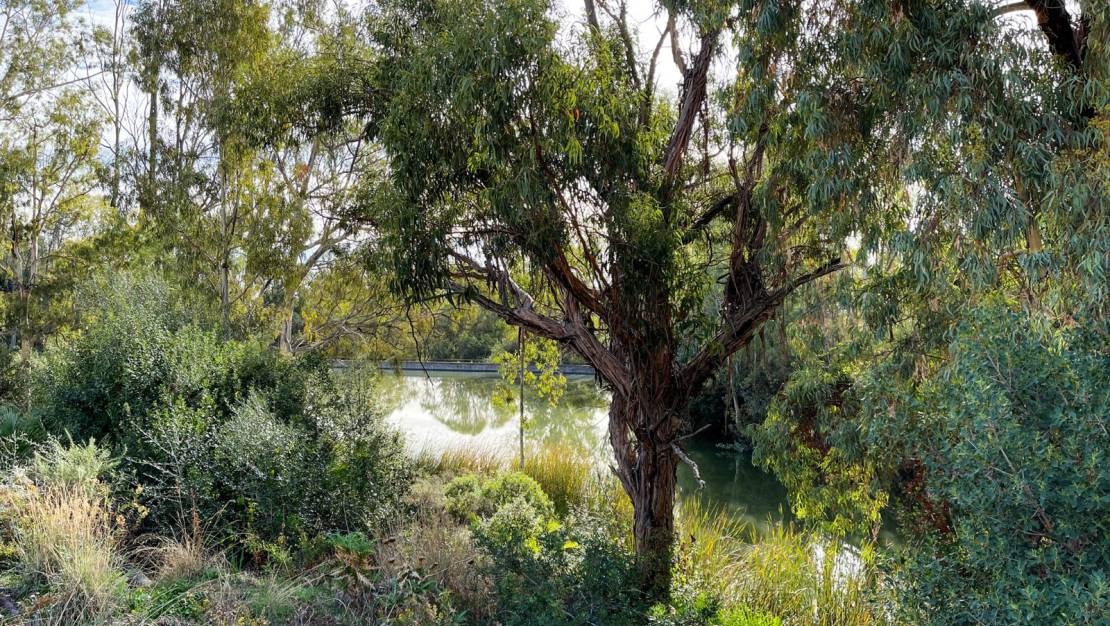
0,477,127,624
414,444,505,476
377,489,492,622
145,507,224,583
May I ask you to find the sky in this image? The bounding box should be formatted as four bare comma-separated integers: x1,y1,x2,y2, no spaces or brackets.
80,0,1054,94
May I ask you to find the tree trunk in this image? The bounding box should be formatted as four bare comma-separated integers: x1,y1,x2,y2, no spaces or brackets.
631,442,677,594
220,259,230,336
143,69,158,213
608,393,681,597
18,287,33,411
278,300,295,354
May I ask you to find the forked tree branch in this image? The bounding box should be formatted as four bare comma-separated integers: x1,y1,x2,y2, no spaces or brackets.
680,257,846,391
446,250,631,394
1024,0,1085,70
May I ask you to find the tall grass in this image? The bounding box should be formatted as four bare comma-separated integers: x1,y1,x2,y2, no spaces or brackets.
414,444,505,476
412,443,899,626
1,479,127,624
144,505,224,583
515,445,594,516
418,444,602,517
726,523,897,626
675,498,750,587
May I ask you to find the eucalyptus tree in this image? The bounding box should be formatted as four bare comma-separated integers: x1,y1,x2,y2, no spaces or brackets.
344,0,907,589
743,1,1108,622
132,0,283,332
0,90,105,387
0,0,90,120
230,6,387,353
342,0,1108,591
0,0,105,395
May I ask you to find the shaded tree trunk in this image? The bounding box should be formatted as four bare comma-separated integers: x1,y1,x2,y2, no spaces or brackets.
278,312,294,354
608,390,683,597
219,259,230,336
18,284,33,411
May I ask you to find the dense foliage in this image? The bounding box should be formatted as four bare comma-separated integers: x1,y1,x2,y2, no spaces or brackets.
756,305,1109,624
0,0,1105,623
29,274,412,554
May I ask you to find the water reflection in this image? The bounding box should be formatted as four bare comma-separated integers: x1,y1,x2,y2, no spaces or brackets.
381,371,800,531
380,372,610,456
677,438,794,535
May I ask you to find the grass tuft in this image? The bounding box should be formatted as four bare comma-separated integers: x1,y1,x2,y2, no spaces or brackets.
1,477,127,624
515,445,593,516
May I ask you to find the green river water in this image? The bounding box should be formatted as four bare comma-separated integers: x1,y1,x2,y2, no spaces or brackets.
378,371,795,535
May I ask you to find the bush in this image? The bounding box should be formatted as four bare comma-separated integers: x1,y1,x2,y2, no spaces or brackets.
142,382,412,557
33,273,327,448
443,473,483,520
885,311,1110,625
444,471,552,522
755,305,1108,624
476,511,646,626
455,472,644,626
29,437,119,494
32,274,411,555
649,589,782,626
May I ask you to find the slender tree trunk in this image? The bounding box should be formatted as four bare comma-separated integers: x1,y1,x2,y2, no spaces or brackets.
518,327,525,467
220,259,230,336
278,298,295,354
138,59,159,217
18,286,33,411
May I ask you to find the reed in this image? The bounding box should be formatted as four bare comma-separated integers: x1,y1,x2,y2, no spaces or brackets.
414,444,506,476
514,445,593,516
675,497,750,590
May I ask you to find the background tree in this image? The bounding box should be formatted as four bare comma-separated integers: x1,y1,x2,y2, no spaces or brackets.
0,90,105,404
232,19,384,352
131,0,275,332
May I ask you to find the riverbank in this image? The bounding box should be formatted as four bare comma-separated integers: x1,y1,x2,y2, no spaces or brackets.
0,435,899,625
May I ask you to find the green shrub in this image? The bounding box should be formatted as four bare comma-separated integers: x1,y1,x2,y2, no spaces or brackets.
1,440,129,623
443,473,483,520
29,437,119,494
32,274,411,555
143,384,412,555
716,606,781,626
887,312,1110,625
466,484,645,626
757,305,1107,624
481,472,553,516
444,471,553,522
33,274,327,449
649,590,782,626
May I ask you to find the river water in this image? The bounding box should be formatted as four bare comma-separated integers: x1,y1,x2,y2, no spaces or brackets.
378,370,794,534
